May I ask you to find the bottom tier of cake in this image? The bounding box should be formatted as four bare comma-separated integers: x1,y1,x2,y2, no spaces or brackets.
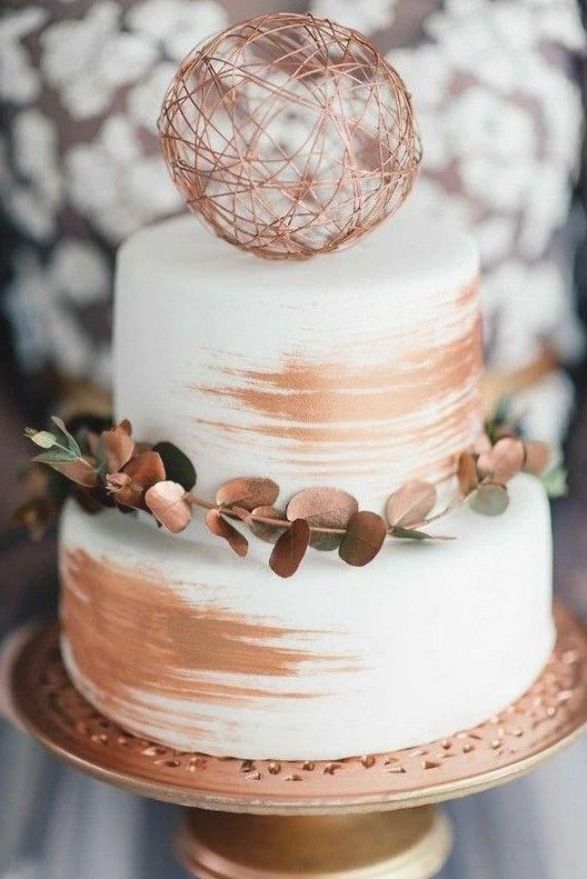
58,474,554,761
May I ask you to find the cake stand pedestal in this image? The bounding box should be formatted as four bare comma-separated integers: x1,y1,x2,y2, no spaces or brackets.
3,602,587,879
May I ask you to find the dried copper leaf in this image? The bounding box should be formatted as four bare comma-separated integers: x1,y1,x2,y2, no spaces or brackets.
339,511,387,567
286,487,358,551
523,441,552,476
392,526,454,541
206,509,248,557
98,422,135,473
477,437,525,485
116,451,166,509
44,456,98,488
386,481,437,529
469,483,509,516
458,451,479,497
145,481,192,533
216,477,279,511
249,506,287,544
74,484,115,514
269,518,310,578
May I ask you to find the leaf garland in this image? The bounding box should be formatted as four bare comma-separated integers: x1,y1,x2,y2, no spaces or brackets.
18,416,560,578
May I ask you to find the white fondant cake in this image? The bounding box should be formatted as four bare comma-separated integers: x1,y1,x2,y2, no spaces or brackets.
57,205,555,761
59,475,554,761
114,203,482,510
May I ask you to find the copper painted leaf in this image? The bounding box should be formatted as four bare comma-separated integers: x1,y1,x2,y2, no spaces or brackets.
339,511,387,567
116,451,166,509
145,481,193,533
152,441,197,491
286,487,358,551
206,509,248,557
457,451,478,497
386,481,437,529
36,455,98,488
477,437,525,485
269,518,310,578
469,483,509,516
392,526,453,541
249,506,287,544
105,472,131,493
523,441,552,476
74,484,116,514
216,477,279,511
98,422,135,473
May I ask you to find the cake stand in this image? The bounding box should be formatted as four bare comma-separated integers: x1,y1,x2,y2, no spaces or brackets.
3,602,587,879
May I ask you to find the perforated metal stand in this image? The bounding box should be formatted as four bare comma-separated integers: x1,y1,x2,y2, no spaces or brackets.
4,603,587,878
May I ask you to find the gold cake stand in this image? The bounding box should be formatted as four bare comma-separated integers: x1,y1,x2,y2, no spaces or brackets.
3,602,587,879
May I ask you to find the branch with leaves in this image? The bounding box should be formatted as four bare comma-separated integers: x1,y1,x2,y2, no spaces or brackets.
16,415,562,578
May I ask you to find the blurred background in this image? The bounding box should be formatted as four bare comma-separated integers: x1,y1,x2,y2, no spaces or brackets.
1,1,587,876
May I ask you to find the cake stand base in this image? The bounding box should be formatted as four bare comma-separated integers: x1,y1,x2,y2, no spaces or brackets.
177,807,453,879
3,601,587,879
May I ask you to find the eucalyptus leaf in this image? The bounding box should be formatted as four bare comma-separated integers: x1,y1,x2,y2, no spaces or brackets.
540,463,567,499
153,441,197,490
391,525,436,540
25,430,57,449
469,483,509,516
50,415,82,458
33,449,79,464
339,511,387,567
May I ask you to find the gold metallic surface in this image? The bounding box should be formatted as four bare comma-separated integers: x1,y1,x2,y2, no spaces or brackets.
176,807,453,879
8,602,587,814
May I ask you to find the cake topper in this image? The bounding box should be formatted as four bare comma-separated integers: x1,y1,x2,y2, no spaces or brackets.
158,13,421,260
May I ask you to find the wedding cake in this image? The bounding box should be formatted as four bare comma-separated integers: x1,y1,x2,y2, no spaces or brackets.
57,200,554,760
31,14,555,762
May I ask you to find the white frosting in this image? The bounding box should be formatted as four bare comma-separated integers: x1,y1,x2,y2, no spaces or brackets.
60,475,554,761
114,204,481,514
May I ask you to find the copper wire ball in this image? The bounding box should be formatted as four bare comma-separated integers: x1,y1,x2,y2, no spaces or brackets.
158,13,421,260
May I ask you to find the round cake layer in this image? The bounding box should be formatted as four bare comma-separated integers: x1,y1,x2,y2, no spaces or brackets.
114,205,481,513
59,475,554,761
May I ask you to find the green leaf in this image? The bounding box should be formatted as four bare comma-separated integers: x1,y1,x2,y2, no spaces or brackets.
540,463,568,499
50,415,82,458
33,449,79,464
25,429,57,449
153,441,197,491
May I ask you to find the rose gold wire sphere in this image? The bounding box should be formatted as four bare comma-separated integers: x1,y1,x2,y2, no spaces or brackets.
158,13,422,260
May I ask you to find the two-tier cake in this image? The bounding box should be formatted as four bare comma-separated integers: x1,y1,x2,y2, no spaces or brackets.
33,14,556,762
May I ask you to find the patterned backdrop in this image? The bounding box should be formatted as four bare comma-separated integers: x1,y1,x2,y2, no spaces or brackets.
1,0,586,442
1,4,587,879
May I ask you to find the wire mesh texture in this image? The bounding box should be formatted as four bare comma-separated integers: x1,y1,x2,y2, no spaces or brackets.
158,13,422,260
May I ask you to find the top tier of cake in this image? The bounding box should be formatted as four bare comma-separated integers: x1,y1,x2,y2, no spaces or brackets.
115,203,481,511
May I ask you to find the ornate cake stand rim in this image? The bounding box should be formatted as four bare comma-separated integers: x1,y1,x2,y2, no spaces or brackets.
7,601,587,815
